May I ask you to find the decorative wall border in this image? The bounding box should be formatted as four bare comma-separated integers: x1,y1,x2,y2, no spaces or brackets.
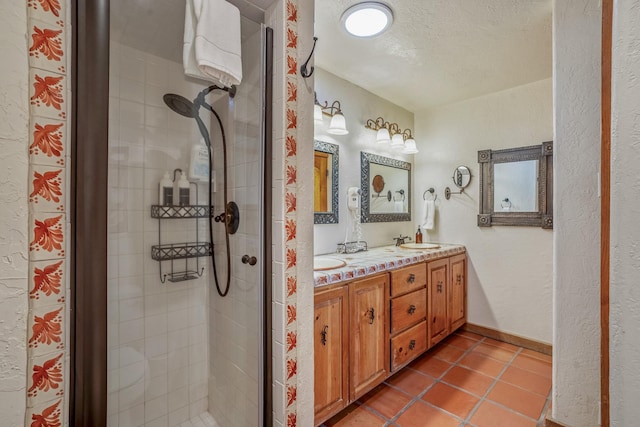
284,0,299,426
25,0,69,426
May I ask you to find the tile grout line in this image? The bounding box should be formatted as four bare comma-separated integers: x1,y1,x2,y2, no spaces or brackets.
536,391,553,427
384,335,487,425
462,346,522,425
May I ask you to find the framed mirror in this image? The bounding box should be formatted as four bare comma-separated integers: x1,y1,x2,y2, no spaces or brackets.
314,140,339,224
360,152,411,223
478,141,553,228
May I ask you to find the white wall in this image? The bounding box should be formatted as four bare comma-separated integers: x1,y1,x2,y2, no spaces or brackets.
552,1,602,425
611,0,640,423
0,2,29,426
414,79,553,343
313,68,415,255
0,2,29,425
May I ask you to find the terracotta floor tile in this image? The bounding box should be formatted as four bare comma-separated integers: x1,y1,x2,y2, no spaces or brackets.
409,354,451,378
395,401,460,427
520,348,553,363
458,352,507,378
324,403,387,427
455,330,484,341
471,342,517,362
487,381,548,420
430,343,465,363
511,353,553,377
483,338,520,352
421,382,480,419
470,401,537,427
441,366,494,396
385,368,435,396
358,384,412,420
443,334,478,351
501,365,552,396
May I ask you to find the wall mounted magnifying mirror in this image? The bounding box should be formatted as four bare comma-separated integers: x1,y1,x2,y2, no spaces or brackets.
478,141,553,228
314,140,339,224
360,152,411,222
445,165,472,199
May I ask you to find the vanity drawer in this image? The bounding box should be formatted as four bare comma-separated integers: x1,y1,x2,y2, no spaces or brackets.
390,263,426,297
391,288,426,334
390,321,427,371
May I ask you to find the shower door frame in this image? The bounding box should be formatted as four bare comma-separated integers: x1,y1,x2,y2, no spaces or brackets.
70,1,274,425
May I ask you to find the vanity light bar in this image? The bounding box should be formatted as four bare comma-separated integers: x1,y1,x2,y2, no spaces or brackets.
364,117,418,152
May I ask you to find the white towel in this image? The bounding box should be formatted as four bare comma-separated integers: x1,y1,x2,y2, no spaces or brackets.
422,200,435,230
183,0,243,87
394,200,404,213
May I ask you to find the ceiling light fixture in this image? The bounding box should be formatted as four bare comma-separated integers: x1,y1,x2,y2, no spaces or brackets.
341,2,394,38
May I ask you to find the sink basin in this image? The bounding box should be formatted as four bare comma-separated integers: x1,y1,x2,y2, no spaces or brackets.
314,257,347,271
399,243,441,250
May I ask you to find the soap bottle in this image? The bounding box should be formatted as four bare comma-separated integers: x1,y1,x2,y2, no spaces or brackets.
159,171,173,206
189,138,209,182
177,171,190,206
415,226,423,243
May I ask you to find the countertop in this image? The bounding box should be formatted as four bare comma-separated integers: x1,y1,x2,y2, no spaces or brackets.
313,243,466,287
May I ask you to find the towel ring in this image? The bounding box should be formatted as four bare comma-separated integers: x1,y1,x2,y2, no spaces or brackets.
394,189,405,202
501,198,512,209
423,188,437,201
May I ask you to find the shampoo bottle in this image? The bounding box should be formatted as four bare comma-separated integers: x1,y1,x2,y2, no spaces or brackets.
178,171,190,206
189,138,209,182
159,171,173,206
415,226,423,243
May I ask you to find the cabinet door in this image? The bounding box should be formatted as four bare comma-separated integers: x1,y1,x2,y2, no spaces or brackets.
350,274,389,401
428,258,449,347
314,285,349,425
449,254,467,331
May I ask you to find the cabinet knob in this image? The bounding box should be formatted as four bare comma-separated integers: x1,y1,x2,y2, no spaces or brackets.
437,282,443,293
408,304,416,315
320,325,328,346
408,273,416,284
242,255,257,266
457,274,462,283
367,307,375,324
409,339,416,350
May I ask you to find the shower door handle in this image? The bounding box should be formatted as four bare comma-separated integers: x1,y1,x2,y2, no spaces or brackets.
242,255,257,266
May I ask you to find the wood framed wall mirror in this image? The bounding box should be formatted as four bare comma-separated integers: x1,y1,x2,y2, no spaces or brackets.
360,152,411,223
478,141,553,228
314,140,339,224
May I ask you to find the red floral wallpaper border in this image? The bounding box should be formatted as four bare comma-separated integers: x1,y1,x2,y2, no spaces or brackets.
26,0,68,425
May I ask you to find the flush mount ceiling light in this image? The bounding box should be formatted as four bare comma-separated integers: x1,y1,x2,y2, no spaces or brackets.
341,2,394,38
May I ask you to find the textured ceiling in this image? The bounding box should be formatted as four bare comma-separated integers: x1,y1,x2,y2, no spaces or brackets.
315,0,552,112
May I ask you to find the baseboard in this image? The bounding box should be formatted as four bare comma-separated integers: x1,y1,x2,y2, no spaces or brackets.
544,416,571,427
462,323,552,356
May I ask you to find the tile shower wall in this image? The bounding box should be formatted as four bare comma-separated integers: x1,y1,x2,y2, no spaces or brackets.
107,41,211,427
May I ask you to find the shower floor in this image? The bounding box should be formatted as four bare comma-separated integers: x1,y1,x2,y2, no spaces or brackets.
180,412,220,427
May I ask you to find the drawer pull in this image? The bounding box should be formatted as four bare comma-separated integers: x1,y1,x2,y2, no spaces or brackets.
320,325,328,346
407,273,416,284
457,274,462,283
408,304,416,315
409,339,416,350
437,282,443,293
367,307,375,324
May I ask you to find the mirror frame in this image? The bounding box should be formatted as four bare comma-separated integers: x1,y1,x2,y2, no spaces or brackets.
478,141,553,228
314,140,340,224
360,151,411,223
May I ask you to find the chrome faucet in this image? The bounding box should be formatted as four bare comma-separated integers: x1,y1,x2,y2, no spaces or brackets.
393,235,411,246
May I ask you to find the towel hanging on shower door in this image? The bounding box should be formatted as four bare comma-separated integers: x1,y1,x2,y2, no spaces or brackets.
183,0,243,87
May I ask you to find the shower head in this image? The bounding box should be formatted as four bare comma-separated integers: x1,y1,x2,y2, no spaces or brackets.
163,93,198,118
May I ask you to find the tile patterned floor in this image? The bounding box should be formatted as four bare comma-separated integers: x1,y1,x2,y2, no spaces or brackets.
323,331,552,427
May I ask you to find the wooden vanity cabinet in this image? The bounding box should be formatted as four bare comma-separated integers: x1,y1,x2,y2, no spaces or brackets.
389,263,428,371
427,254,467,347
314,284,349,425
349,274,389,401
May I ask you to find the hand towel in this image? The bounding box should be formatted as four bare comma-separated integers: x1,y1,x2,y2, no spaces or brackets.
422,199,435,230
394,200,404,213
183,0,243,87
